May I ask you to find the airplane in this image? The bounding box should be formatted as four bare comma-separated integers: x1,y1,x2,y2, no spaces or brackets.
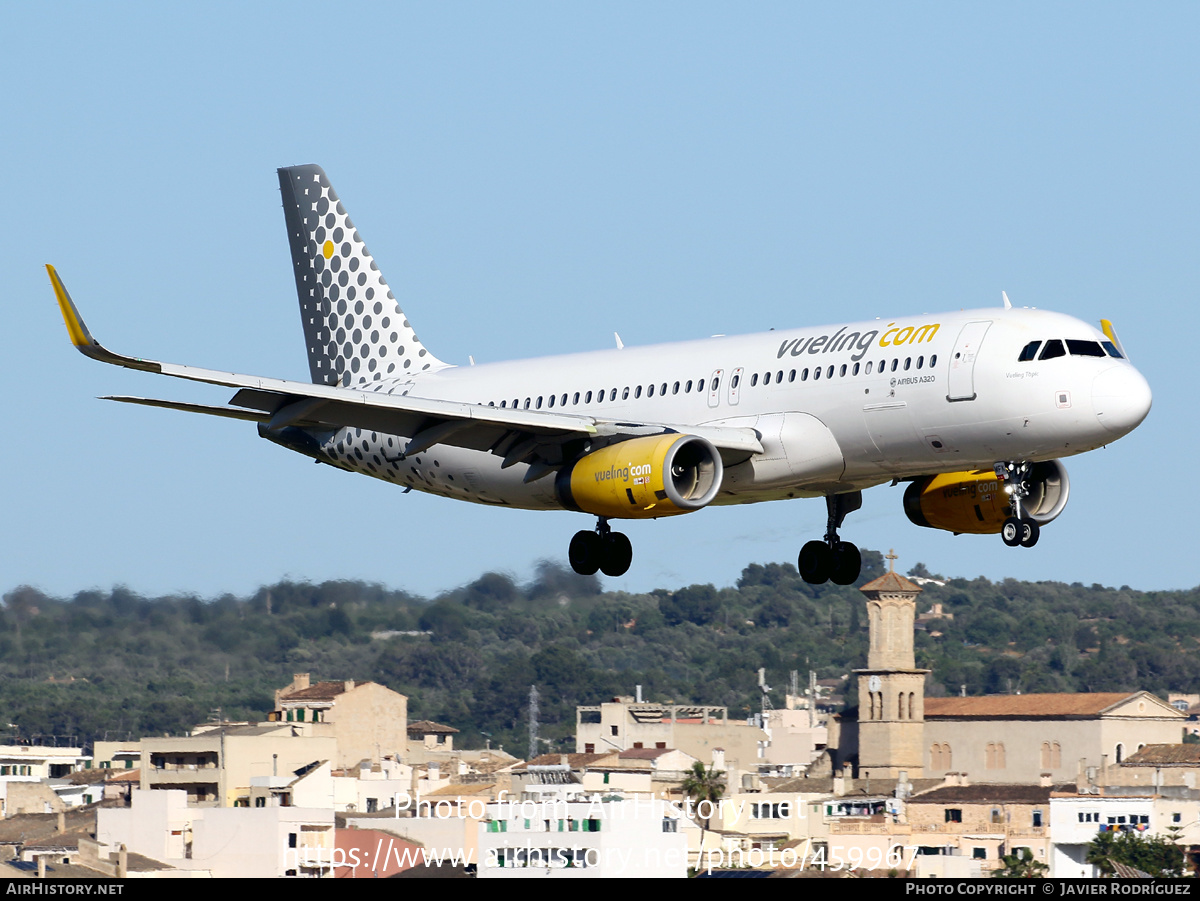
47,164,1152,586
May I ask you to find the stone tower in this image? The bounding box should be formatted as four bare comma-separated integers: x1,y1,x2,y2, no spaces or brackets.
854,551,928,778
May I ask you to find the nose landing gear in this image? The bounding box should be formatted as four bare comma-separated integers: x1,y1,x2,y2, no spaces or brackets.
996,462,1040,548
798,491,863,585
569,517,633,577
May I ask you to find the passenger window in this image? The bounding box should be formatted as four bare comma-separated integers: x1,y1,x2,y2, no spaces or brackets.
734,374,742,388
839,364,847,377
813,367,821,380
610,388,617,401
802,368,809,381
789,369,796,382
500,400,507,408
865,362,873,375
904,358,911,371
685,380,693,393
647,384,654,397
660,382,668,394
573,392,580,404
537,396,543,409
1039,339,1066,360
916,356,923,369
1018,341,1041,362
890,359,898,372
853,362,860,375
595,390,603,404
930,354,937,368
621,387,629,400
1067,339,1105,357
561,394,568,406
698,379,706,392
673,381,680,395
827,365,834,379
634,386,641,399
1102,341,1123,359
585,391,592,403
751,373,758,387
777,370,783,383
547,395,555,408
524,398,531,409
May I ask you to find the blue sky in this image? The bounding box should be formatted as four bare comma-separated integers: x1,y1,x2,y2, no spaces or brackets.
5,3,1197,601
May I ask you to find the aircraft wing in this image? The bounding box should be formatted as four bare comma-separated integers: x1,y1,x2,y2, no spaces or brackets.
50,266,763,467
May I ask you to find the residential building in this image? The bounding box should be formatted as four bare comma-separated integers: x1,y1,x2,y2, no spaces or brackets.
273,673,408,768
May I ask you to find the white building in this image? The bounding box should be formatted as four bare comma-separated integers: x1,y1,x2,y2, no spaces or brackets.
97,789,335,878
477,797,692,878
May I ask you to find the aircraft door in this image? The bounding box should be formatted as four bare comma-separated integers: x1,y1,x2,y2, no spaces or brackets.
728,367,743,406
708,369,723,408
946,321,992,402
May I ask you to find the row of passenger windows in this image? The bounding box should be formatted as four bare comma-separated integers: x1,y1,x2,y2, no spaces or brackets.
1017,338,1123,362
486,354,938,410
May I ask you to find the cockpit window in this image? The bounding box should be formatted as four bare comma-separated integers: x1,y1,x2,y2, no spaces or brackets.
1066,339,1105,357
1101,341,1124,359
1038,339,1066,361
1018,341,1041,362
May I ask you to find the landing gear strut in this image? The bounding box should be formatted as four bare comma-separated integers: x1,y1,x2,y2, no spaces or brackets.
995,462,1040,548
569,517,633,577
798,492,863,585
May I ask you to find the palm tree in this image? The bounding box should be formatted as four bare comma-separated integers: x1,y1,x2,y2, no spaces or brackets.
993,847,1049,878
680,761,726,850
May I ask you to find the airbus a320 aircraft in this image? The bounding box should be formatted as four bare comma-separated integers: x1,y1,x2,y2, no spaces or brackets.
48,165,1152,585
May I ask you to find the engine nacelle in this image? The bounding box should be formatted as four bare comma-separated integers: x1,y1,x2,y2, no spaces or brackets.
555,434,722,520
903,460,1070,535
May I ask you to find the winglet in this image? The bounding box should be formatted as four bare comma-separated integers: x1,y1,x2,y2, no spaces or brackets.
46,265,161,372
1001,290,1012,310
47,264,97,350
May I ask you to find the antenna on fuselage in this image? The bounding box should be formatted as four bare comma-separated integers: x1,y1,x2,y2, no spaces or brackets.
1001,291,1012,310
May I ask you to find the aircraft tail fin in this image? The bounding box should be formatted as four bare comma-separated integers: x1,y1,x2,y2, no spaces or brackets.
277,165,447,386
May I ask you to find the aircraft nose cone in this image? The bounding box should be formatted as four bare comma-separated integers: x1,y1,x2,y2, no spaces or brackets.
1093,365,1152,436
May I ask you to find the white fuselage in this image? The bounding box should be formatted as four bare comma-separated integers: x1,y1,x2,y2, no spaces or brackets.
308,306,1151,513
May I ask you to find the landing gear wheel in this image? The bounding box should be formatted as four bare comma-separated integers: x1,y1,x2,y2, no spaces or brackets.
798,540,832,584
1001,517,1023,548
1020,520,1040,548
569,530,602,575
599,532,633,577
830,541,862,586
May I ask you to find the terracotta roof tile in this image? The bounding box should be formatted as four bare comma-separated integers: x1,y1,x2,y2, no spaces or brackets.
407,720,459,735
281,680,374,701
1122,744,1200,766
859,571,922,594
924,692,1148,719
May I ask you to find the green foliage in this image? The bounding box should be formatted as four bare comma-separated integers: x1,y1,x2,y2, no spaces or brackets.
1086,829,1186,878
993,847,1049,878
2,551,1199,754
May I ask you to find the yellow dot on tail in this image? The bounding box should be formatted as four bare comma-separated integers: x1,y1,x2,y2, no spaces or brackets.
322,241,334,259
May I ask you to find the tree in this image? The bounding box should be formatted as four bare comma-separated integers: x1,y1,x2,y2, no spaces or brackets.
680,762,725,847
1086,829,1186,878
992,847,1048,878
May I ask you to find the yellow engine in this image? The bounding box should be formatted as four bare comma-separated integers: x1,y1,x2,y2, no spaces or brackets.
555,434,723,520
903,460,1070,535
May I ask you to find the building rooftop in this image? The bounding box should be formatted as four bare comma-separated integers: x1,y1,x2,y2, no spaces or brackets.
924,692,1165,719
859,571,923,594
1122,744,1200,766
407,720,459,735
907,783,1069,804
280,680,374,702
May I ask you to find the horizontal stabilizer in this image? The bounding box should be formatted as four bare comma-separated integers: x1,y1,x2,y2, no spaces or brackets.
102,396,271,423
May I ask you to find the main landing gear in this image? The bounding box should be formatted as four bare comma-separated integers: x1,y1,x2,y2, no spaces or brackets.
569,517,633,577
995,462,1040,549
798,492,863,585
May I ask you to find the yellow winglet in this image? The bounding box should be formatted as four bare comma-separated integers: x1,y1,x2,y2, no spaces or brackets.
47,264,96,349
1100,318,1117,345
46,265,162,372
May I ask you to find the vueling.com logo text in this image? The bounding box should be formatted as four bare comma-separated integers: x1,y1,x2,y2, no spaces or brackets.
594,464,652,484
776,322,940,363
